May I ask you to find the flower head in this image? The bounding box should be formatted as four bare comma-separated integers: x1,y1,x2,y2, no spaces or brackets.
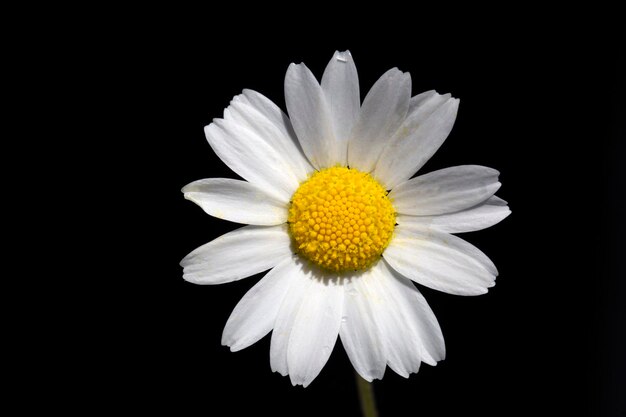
181,51,510,387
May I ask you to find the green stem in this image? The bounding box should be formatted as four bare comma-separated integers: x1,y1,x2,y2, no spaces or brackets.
356,372,379,417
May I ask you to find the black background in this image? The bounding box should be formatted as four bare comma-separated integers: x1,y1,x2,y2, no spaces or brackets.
73,13,624,417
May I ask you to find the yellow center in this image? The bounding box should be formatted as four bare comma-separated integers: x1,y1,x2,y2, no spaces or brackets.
288,166,396,273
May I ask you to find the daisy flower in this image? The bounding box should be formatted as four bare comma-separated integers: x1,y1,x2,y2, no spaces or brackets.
181,50,510,387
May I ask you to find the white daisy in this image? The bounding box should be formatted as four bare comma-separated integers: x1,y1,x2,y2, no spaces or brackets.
181,50,510,387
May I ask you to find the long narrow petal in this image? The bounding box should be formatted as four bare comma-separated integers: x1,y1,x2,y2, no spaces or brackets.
396,196,511,233
205,119,300,202
364,262,421,377
287,276,344,387
389,165,501,216
229,91,314,181
284,63,337,169
221,257,297,351
181,225,291,285
340,268,386,381
321,50,360,165
348,68,411,172
182,178,288,225
374,93,459,188
270,260,314,376
383,226,497,295
380,260,445,365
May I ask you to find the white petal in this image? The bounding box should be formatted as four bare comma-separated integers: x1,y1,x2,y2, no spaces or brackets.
205,119,300,202
408,90,437,113
389,165,501,216
379,260,445,365
364,262,421,377
340,269,386,381
231,91,314,181
348,68,411,172
374,93,460,188
270,259,314,376
396,196,511,233
383,226,497,295
321,50,360,165
182,178,288,225
489,195,508,206
181,225,291,285
284,63,337,169
288,276,344,387
222,257,296,352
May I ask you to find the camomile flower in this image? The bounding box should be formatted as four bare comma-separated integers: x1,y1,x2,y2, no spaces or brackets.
181,51,510,387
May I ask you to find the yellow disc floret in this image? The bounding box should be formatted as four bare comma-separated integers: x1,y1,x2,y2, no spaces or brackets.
288,166,396,273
